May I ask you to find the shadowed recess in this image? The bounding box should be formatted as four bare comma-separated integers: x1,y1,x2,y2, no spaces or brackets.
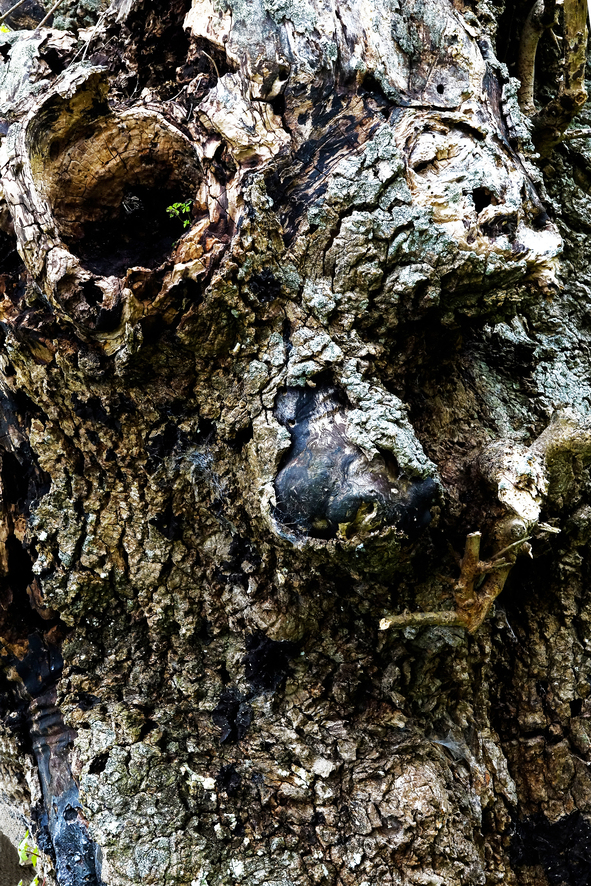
26,76,202,277
216,763,242,796
510,811,591,886
244,631,298,694
0,830,29,886
211,687,252,744
12,636,105,886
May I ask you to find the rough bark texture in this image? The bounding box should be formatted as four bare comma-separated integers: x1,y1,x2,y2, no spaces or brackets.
2,1,591,885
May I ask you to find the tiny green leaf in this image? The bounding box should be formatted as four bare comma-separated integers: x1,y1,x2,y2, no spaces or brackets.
166,200,192,231
18,831,30,864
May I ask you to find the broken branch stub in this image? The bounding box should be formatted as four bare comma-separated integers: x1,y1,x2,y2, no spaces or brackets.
380,410,591,634
517,0,559,117
379,528,518,635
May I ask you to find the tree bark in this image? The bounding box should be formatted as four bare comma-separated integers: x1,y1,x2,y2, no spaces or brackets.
1,1,591,885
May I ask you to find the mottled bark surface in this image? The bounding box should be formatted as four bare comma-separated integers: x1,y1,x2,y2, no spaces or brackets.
2,1,591,885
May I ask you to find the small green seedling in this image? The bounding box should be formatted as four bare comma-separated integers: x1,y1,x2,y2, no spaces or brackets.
17,830,42,886
166,200,192,230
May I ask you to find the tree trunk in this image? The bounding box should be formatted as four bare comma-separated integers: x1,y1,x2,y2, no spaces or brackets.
1,1,591,884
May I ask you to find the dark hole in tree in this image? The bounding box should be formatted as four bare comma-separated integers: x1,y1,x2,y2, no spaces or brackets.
271,93,286,117
244,631,298,695
436,83,445,94
472,187,494,213
532,208,551,230
138,719,161,742
412,158,437,175
195,417,216,442
510,810,591,886
40,47,67,75
210,141,237,186
536,679,549,697
2,450,31,507
248,268,282,303
168,277,203,309
95,299,123,333
76,691,100,711
126,0,192,96
13,635,63,698
228,422,253,451
149,501,181,540
211,687,253,743
71,394,118,430
72,184,187,277
0,234,21,275
81,280,103,308
216,763,242,796
88,752,109,775
63,805,79,822
359,73,392,116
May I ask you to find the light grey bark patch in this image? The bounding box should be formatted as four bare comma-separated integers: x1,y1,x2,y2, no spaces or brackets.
0,831,26,886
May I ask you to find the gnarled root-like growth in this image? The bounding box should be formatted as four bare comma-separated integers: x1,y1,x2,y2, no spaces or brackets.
517,0,560,116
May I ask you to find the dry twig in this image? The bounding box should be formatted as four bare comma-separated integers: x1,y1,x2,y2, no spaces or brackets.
379,530,525,635
0,0,29,26
35,0,68,31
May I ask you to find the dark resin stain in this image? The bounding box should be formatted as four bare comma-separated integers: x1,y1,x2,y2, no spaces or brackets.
14,636,105,886
273,385,436,540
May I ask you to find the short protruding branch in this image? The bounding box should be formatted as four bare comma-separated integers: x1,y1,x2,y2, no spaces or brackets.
0,0,29,26
562,128,591,139
34,0,68,31
379,529,523,635
379,610,466,631
454,531,481,611
380,409,591,637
